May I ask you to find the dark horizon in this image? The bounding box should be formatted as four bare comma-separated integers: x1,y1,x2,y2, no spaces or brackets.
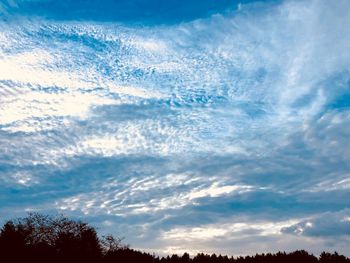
0,213,349,263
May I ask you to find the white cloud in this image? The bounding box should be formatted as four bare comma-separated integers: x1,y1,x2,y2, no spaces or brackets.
162,220,298,241
186,183,252,200
282,209,350,237
155,218,320,256
0,171,38,186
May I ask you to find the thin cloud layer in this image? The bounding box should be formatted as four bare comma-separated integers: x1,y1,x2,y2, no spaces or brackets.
0,0,349,257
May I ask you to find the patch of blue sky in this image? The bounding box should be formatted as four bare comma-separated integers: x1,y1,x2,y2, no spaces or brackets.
326,78,350,111
2,0,279,24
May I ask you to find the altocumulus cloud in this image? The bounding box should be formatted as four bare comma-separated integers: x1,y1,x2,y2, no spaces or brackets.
0,0,350,257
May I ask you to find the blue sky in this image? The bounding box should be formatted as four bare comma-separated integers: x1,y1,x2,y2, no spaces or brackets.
0,0,350,257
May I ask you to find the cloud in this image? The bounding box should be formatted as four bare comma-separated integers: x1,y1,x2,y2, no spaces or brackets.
282,209,350,237
0,0,350,257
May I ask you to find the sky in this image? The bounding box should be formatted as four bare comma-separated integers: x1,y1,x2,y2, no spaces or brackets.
0,0,350,257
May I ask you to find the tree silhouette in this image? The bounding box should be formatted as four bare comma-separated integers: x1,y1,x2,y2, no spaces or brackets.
0,213,349,263
0,213,102,262
0,220,27,261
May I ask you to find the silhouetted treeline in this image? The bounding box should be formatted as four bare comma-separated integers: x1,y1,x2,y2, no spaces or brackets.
0,213,349,263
